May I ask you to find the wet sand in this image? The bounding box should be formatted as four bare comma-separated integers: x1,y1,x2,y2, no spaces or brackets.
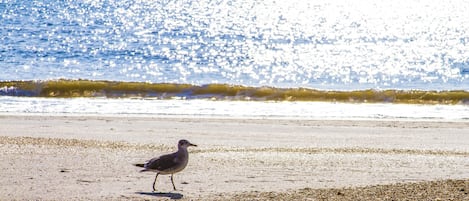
0,115,468,200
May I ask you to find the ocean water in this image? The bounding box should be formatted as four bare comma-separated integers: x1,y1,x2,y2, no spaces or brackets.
1,0,468,90
1,0,469,119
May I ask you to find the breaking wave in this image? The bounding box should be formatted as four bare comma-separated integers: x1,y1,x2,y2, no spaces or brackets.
1,79,468,104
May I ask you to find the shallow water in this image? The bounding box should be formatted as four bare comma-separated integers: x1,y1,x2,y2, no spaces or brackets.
1,96,468,120
1,0,468,90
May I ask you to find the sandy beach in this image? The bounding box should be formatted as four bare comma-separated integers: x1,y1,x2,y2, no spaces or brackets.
1,115,468,200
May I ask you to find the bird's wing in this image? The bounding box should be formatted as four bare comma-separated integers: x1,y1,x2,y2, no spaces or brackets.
144,153,179,171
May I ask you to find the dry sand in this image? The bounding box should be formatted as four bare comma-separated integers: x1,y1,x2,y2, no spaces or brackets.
0,115,468,200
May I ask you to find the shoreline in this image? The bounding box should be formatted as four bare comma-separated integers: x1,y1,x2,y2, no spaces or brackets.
1,114,468,200
2,97,469,121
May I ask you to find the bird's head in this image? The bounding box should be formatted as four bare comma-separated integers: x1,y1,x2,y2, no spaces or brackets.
178,139,197,149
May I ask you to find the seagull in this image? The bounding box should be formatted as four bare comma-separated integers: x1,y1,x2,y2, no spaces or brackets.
134,139,197,191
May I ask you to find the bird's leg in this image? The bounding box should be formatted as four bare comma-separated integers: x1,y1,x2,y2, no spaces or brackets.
171,174,177,190
152,173,159,192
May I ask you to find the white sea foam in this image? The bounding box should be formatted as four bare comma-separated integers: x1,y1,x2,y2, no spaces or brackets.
0,96,467,121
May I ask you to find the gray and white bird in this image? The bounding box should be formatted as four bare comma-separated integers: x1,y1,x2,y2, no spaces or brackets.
134,139,197,191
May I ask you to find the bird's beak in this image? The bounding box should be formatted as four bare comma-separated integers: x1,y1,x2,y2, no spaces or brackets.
189,143,197,147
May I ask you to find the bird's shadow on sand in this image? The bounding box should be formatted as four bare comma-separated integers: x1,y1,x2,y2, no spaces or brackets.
136,191,184,200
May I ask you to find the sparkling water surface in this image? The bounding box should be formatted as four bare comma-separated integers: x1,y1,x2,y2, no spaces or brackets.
1,0,469,90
